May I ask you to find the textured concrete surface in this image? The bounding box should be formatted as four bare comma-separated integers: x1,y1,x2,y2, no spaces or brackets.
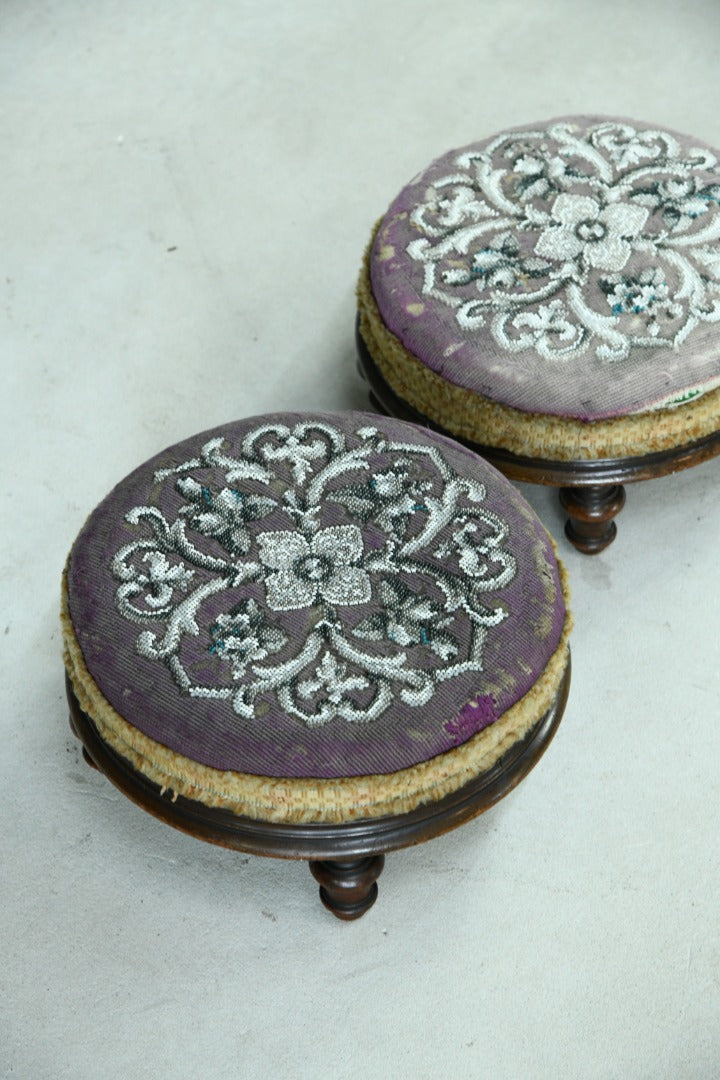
2,2,719,1077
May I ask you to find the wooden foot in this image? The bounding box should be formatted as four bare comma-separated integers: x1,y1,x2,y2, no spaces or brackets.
559,484,626,554
309,856,385,921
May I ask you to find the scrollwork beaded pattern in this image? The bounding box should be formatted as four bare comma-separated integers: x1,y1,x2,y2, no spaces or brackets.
111,421,518,728
400,119,720,406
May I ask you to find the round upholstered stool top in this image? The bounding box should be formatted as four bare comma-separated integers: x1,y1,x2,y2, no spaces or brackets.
359,116,720,460
62,411,571,826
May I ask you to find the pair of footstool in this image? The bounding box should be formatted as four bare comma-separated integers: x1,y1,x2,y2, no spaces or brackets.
64,116,720,918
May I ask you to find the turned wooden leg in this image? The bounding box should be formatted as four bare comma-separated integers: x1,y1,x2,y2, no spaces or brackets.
559,484,626,554
309,855,385,921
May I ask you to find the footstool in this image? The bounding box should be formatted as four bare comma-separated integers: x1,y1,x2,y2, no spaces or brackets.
357,116,720,553
62,411,571,919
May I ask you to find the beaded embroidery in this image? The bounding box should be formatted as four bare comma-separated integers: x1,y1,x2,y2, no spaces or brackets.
405,120,720,368
111,422,517,727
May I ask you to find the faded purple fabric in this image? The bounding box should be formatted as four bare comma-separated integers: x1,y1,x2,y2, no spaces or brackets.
371,116,720,420
444,695,497,746
67,411,566,779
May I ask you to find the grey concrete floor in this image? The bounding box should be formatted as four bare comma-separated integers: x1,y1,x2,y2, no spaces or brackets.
2,2,720,1077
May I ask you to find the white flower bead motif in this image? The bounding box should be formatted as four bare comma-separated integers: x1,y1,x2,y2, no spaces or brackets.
534,193,648,272
257,524,372,611
209,599,287,680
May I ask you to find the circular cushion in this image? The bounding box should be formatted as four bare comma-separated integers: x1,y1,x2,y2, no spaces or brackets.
359,116,720,459
62,411,571,823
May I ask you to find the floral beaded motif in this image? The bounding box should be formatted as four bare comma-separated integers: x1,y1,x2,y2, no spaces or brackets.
111,422,517,727
406,120,720,367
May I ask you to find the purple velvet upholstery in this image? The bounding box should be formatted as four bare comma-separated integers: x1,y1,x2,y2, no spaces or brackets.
371,116,720,420
67,412,566,779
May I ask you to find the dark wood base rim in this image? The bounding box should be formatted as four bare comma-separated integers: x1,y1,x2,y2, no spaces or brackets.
65,658,569,862
355,316,720,488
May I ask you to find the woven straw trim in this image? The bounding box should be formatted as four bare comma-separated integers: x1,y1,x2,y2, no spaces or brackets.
61,564,572,825
358,229,720,461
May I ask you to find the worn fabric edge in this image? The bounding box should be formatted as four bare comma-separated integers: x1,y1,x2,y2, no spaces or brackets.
61,559,572,825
